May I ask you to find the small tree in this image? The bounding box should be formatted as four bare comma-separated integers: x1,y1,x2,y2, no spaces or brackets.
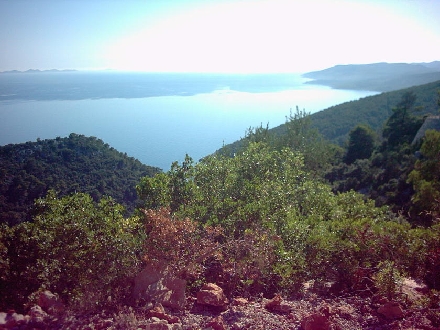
383,91,423,148
136,172,171,210
279,107,337,174
344,124,377,164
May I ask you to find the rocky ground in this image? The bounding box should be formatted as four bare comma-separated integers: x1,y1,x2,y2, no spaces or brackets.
1,280,439,329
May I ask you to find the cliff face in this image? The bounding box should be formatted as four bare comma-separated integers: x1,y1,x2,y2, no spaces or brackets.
412,115,440,144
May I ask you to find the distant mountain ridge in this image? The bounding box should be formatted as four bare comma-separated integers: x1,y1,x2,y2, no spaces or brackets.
0,71,305,101
303,61,440,92
0,69,77,73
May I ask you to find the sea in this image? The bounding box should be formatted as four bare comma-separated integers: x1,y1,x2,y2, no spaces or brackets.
0,71,377,170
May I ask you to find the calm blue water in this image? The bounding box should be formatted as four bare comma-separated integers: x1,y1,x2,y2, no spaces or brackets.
0,72,377,170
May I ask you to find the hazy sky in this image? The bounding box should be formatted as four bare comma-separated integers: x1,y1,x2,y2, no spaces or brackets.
1,0,439,73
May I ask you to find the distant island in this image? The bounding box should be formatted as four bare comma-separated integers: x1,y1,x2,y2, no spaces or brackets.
2,62,439,93
303,61,440,92
0,69,78,73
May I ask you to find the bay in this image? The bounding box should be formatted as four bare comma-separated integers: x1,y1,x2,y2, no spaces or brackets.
0,73,377,170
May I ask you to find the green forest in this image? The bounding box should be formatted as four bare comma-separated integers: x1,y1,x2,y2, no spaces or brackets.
1,82,440,327
307,79,440,144
0,133,160,225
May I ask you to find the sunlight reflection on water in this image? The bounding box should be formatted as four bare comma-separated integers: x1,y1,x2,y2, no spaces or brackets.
0,87,377,170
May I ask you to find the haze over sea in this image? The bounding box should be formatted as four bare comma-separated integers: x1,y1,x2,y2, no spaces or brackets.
0,72,377,170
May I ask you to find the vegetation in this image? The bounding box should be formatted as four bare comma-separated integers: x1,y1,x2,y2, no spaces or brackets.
1,191,144,311
344,124,377,164
0,133,160,225
0,82,439,329
408,129,440,220
281,79,440,145
325,91,430,223
133,91,439,299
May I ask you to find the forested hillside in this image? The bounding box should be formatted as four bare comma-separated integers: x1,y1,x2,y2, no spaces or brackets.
219,80,440,155
0,133,160,225
307,79,440,145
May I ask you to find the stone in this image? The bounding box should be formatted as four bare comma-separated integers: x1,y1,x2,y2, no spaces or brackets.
377,301,404,319
205,315,227,330
318,303,332,316
0,312,6,326
300,312,331,330
95,319,114,329
38,290,65,314
27,305,48,328
148,317,172,330
0,311,27,329
133,263,187,310
196,283,228,307
29,305,47,318
402,278,429,304
28,305,48,323
232,297,248,306
334,305,356,320
148,303,180,324
264,294,292,313
133,263,167,299
160,276,187,310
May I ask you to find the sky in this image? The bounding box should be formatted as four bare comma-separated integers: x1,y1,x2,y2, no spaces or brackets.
1,0,439,73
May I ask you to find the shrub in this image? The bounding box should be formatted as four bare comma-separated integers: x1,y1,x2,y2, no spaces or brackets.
373,261,405,300
137,140,438,298
142,207,222,281
0,221,40,311
212,227,281,297
0,224,9,282
142,208,283,297
1,191,144,311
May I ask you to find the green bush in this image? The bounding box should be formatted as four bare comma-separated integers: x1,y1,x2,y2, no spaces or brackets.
137,141,423,296
373,260,405,300
1,191,144,310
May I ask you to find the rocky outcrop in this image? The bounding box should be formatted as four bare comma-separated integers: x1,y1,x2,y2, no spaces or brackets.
133,263,187,310
412,115,440,144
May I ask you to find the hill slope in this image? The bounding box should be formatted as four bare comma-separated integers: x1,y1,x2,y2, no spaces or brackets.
304,79,440,145
0,133,161,225
219,79,440,153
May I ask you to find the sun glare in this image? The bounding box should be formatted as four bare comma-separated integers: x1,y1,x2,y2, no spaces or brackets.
104,0,440,73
